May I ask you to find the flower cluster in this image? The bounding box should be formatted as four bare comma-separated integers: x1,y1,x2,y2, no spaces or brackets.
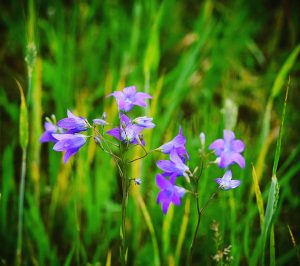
155,127,190,214
40,86,153,163
209,130,245,190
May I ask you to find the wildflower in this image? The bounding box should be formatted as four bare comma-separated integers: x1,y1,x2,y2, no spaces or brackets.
158,127,189,159
93,112,108,126
52,133,87,163
134,178,142,185
106,114,144,144
199,132,205,147
156,149,190,178
156,173,186,214
215,170,241,190
40,121,64,143
209,130,245,168
133,116,155,128
57,110,89,133
109,86,152,112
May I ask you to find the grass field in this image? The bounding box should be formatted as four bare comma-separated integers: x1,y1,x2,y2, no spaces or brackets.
1,0,300,265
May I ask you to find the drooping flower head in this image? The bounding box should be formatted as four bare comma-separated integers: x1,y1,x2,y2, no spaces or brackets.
159,127,189,159
156,173,186,214
93,112,108,126
57,110,89,133
109,86,152,112
40,121,64,143
215,170,241,190
52,133,87,163
209,130,245,169
156,148,190,178
133,116,155,128
106,114,144,145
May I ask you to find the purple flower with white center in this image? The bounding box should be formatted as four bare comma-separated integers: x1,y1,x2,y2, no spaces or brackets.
133,116,155,128
40,121,64,143
57,110,89,133
156,173,186,214
156,149,190,178
52,133,87,163
215,170,241,190
109,86,152,112
209,130,245,169
106,114,144,145
158,127,189,159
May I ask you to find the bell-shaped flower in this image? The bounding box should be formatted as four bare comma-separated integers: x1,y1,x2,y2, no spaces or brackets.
106,114,144,145
156,149,190,177
158,127,189,159
57,110,89,133
109,86,152,112
156,173,186,214
215,170,241,190
40,121,64,143
209,130,245,168
52,133,87,163
133,116,155,128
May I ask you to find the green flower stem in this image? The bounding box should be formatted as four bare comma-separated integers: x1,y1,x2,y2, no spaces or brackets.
188,173,218,266
120,144,129,265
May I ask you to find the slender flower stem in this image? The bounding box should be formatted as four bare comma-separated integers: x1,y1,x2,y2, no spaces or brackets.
119,143,129,265
188,189,218,265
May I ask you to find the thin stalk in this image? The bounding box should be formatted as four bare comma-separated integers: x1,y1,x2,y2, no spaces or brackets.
120,145,129,265
189,188,218,265
16,149,27,266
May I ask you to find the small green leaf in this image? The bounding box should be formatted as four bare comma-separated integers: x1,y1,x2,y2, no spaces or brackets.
16,80,29,150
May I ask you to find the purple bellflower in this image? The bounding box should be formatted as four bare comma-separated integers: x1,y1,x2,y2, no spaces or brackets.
109,86,152,112
133,116,155,128
156,173,186,214
106,114,144,145
209,130,245,169
215,170,241,190
57,110,89,133
156,149,190,178
159,127,189,159
40,121,64,143
52,133,87,163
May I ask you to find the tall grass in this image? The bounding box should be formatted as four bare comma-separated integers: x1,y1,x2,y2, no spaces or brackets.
0,0,300,265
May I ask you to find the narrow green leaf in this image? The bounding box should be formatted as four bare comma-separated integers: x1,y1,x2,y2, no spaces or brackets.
251,164,264,231
16,80,29,150
272,83,289,175
271,44,300,99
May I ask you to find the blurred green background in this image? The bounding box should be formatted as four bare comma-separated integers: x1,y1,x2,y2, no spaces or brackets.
0,0,300,265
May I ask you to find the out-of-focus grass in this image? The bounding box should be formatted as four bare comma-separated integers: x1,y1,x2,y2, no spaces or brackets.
0,0,300,265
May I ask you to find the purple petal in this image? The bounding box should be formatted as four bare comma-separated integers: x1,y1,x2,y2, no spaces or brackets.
93,118,107,126
231,153,246,168
106,128,121,140
63,148,79,163
108,91,123,99
123,86,136,96
135,92,152,99
67,109,77,118
222,170,232,181
172,194,181,205
215,178,223,186
162,201,171,215
156,160,176,173
228,180,241,189
231,140,245,153
156,174,170,189
44,122,57,132
170,149,184,165
223,130,235,143
120,114,131,126
209,139,225,152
